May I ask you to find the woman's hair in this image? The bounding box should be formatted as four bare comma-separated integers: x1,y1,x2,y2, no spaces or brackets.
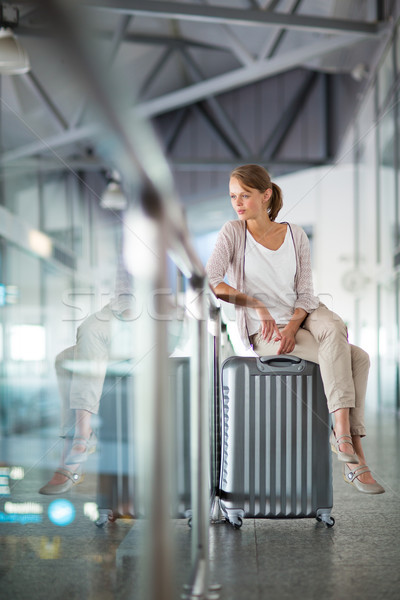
230,164,283,221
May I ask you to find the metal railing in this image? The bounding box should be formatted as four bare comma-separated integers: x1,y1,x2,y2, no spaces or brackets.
42,2,223,598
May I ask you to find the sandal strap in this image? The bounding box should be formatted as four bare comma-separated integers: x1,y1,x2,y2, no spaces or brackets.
335,434,354,446
55,468,81,482
346,465,370,481
71,436,91,449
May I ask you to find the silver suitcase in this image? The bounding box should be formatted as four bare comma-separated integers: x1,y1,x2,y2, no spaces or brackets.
219,355,334,528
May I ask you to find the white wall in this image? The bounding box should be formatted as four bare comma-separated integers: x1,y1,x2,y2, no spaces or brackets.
277,164,357,335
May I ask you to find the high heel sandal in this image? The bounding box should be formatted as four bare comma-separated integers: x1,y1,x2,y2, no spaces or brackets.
330,431,359,464
39,466,83,495
343,464,385,494
65,431,97,465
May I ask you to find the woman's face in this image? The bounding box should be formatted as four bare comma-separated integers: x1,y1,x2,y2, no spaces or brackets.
229,177,271,221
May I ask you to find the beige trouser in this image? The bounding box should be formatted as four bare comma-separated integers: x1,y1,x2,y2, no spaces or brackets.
250,304,369,437
55,304,184,437
55,305,136,437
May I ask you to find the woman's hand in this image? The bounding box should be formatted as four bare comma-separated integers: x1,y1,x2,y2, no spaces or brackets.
275,325,296,355
255,305,281,342
275,309,306,354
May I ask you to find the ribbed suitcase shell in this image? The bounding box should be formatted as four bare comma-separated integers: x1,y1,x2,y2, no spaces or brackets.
96,368,136,523
96,357,191,525
169,357,191,518
219,355,333,527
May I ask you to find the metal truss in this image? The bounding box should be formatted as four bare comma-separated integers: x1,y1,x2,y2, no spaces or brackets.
0,0,390,177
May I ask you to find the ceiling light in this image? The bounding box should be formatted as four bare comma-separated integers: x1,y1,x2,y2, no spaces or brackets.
351,63,369,82
0,5,30,75
100,171,128,211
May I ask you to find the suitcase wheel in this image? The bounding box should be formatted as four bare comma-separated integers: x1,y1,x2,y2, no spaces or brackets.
229,516,243,529
95,509,114,528
316,515,335,528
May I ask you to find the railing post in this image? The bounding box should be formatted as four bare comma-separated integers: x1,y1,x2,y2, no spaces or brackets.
184,278,220,600
127,210,176,600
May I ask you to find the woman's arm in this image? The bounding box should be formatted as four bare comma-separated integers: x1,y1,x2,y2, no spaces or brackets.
213,282,281,343
293,226,319,312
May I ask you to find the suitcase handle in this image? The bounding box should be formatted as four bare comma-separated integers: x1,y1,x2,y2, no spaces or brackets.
257,355,306,372
259,355,302,367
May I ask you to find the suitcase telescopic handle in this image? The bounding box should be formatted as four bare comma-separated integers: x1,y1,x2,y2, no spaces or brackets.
258,355,304,370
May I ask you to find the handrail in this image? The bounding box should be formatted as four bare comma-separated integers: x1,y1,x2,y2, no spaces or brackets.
41,2,221,599
41,0,205,282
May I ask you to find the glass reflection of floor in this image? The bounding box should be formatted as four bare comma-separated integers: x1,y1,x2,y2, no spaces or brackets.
0,430,192,600
1,411,399,600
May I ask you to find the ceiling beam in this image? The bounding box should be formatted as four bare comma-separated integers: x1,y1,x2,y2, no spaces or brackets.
259,71,319,158
22,72,69,131
70,13,132,128
139,47,175,99
197,0,255,66
135,34,372,118
1,156,110,175
83,0,385,36
1,154,326,174
193,103,241,158
0,33,374,165
170,158,327,171
0,124,99,164
258,0,303,60
164,108,190,153
178,47,253,157
16,26,231,55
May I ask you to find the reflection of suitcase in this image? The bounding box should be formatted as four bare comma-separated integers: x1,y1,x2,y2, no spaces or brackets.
96,365,136,526
95,358,191,526
219,355,334,528
169,357,191,518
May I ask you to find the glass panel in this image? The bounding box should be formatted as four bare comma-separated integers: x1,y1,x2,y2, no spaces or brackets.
378,107,396,265
357,93,378,409
0,167,147,596
3,171,40,227
378,45,394,109
377,105,398,409
396,24,400,77
1,246,45,440
378,282,398,409
42,173,70,246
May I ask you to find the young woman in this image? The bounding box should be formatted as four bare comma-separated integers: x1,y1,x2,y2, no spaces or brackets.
206,164,384,494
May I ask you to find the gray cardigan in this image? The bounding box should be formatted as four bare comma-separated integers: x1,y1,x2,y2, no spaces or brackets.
206,220,320,349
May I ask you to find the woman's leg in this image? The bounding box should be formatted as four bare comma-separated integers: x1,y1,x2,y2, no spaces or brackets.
252,326,353,443
303,305,378,484
55,345,76,439
252,327,357,448
252,312,378,485
41,309,112,490
42,347,79,488
62,307,112,464
69,307,112,417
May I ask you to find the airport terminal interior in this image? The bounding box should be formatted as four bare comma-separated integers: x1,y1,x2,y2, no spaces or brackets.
1,1,400,599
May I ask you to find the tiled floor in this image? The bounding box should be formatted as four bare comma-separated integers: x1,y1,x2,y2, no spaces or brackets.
0,410,399,600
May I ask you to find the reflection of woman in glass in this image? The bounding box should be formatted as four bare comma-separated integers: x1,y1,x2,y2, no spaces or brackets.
39,262,134,495
206,164,384,494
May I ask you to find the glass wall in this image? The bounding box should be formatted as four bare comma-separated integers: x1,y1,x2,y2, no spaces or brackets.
353,27,400,411
0,88,209,600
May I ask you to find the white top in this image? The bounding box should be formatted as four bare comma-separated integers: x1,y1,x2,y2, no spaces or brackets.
244,227,297,334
